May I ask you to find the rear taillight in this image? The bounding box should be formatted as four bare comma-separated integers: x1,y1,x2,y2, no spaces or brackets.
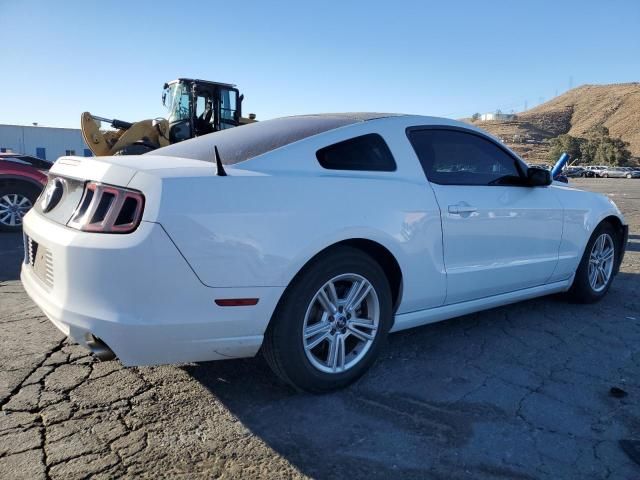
68,181,144,233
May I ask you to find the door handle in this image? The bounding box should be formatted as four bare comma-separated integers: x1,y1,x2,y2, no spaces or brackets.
448,204,478,215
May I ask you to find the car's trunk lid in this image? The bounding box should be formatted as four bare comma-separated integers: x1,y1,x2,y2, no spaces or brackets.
50,155,215,185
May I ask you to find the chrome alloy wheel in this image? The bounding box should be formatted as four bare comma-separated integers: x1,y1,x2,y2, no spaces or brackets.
588,233,615,292
0,194,33,227
302,273,380,374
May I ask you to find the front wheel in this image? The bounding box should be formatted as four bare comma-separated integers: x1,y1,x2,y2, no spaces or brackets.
263,247,392,392
626,174,632,179
568,223,618,303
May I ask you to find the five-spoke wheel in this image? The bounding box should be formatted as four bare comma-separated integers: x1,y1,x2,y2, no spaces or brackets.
0,185,39,232
303,274,380,373
569,222,619,303
587,233,615,293
263,246,392,392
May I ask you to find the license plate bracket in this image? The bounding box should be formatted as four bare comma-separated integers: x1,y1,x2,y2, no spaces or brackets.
32,242,52,286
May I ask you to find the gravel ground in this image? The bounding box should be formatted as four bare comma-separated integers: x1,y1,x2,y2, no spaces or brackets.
0,178,639,479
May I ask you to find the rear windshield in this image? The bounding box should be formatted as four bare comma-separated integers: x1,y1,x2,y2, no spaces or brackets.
150,115,368,165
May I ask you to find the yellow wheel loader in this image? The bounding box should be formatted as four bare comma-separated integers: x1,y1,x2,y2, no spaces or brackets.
81,78,256,156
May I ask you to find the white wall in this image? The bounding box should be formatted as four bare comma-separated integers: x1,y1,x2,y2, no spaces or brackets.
480,113,516,122
0,124,91,161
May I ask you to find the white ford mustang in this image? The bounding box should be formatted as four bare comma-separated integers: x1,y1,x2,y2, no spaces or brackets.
22,113,628,392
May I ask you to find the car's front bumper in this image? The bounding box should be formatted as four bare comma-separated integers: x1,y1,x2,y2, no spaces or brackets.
21,211,284,366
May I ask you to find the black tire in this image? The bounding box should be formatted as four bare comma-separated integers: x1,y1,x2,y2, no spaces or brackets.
0,183,41,232
263,246,393,393
567,222,618,303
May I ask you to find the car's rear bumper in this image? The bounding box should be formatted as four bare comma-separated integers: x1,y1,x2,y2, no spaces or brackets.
21,210,284,366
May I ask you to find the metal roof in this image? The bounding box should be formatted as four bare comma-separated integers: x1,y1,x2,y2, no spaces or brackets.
166,78,237,89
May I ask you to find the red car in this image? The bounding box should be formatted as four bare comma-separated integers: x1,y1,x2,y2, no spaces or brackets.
0,154,50,232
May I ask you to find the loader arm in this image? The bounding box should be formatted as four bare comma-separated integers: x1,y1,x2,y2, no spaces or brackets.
81,112,170,156
81,112,114,156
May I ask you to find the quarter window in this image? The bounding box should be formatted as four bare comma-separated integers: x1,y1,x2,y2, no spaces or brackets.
407,129,524,186
316,134,396,172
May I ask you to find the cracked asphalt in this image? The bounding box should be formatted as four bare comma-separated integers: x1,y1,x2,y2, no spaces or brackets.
1,178,639,479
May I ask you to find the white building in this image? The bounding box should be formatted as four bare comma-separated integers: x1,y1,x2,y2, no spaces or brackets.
480,112,517,122
0,124,91,161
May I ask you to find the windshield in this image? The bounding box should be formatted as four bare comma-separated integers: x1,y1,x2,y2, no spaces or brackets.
163,83,191,123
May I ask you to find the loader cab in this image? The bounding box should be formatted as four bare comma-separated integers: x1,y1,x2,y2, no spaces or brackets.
162,78,242,143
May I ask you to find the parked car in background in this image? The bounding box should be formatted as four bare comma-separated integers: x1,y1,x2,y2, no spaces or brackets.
584,165,608,177
593,165,609,177
21,114,628,392
0,154,50,231
563,166,586,178
601,166,640,178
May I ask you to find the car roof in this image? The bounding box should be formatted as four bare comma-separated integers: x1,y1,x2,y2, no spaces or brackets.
151,113,508,166
152,113,408,165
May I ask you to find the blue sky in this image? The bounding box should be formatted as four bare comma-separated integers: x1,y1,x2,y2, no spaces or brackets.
1,0,639,128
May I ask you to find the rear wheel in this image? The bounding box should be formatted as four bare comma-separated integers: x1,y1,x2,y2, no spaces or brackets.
568,223,618,303
0,184,40,232
263,247,392,392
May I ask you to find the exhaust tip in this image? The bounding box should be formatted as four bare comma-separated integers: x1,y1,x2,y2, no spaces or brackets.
86,335,116,361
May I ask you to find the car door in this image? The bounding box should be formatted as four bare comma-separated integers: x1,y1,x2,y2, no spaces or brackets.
407,127,563,304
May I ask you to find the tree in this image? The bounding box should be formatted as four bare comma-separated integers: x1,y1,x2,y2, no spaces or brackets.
579,125,631,165
471,113,481,121
592,137,631,165
548,126,632,166
548,134,582,163
585,125,610,139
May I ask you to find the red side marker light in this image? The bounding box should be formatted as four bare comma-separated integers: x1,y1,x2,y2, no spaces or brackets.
215,298,259,307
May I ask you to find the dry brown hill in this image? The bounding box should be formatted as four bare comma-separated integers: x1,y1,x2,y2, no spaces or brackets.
471,83,640,164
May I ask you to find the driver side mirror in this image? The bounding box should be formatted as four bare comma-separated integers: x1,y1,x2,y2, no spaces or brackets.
527,167,552,187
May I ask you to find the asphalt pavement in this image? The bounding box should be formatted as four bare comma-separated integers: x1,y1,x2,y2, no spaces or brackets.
1,178,639,479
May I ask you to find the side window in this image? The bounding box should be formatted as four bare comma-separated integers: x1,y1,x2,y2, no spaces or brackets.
220,88,238,129
316,134,396,172
65,149,76,156
407,129,523,186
